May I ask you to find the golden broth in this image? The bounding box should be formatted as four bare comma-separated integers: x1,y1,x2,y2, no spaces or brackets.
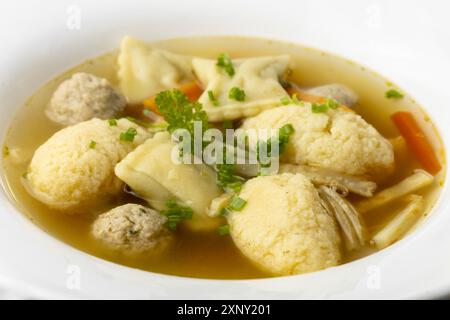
1,36,446,279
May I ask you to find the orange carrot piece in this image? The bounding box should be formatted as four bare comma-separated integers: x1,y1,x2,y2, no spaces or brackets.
287,87,353,112
178,81,203,102
391,111,441,175
143,81,203,116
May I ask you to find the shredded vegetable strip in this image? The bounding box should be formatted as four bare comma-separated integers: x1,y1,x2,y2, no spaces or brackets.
279,164,377,197
371,195,424,249
356,170,433,213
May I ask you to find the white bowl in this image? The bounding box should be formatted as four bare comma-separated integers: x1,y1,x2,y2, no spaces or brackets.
1,0,450,299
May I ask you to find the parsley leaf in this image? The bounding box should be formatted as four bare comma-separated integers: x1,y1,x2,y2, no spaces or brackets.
217,53,235,77
160,200,193,231
88,140,96,149
229,87,246,101
108,119,117,126
155,89,209,153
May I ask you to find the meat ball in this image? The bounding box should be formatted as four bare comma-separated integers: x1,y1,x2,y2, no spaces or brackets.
46,72,127,126
24,118,151,211
307,84,358,107
227,173,341,275
241,104,394,177
92,204,173,254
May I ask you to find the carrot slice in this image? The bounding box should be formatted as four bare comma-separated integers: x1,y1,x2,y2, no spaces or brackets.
143,81,203,116
178,81,203,102
391,111,441,175
286,87,353,112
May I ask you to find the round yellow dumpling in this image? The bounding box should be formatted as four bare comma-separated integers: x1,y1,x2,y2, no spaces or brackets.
241,104,394,177
227,173,341,275
25,118,151,211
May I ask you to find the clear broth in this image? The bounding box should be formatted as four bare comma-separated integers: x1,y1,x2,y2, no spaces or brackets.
1,36,446,279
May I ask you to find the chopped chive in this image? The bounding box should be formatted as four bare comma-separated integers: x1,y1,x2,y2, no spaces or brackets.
216,53,235,77
108,119,117,126
208,90,219,106
126,116,138,123
88,140,96,149
311,102,329,113
227,196,247,211
161,200,193,231
120,127,138,142
292,94,302,105
229,87,246,102
218,224,230,236
327,98,339,109
280,96,291,105
386,89,404,99
279,123,295,136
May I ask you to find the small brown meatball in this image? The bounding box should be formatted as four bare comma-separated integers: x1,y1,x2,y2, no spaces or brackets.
46,72,127,126
92,204,173,254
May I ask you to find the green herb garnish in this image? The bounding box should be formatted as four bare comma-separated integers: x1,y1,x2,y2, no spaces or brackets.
120,127,138,142
217,53,235,77
208,90,219,106
227,195,247,211
160,200,193,231
229,87,246,101
257,123,295,173
385,89,404,99
108,119,117,126
126,116,138,123
311,102,329,113
280,96,291,105
88,140,96,149
311,98,339,113
155,89,209,153
218,224,230,236
292,94,302,105
217,163,245,193
281,94,303,106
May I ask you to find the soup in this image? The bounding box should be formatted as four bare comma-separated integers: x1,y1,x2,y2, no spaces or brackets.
1,36,445,279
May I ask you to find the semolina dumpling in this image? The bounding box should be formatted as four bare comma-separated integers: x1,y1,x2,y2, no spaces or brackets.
24,118,151,211
241,104,395,177
227,173,342,275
